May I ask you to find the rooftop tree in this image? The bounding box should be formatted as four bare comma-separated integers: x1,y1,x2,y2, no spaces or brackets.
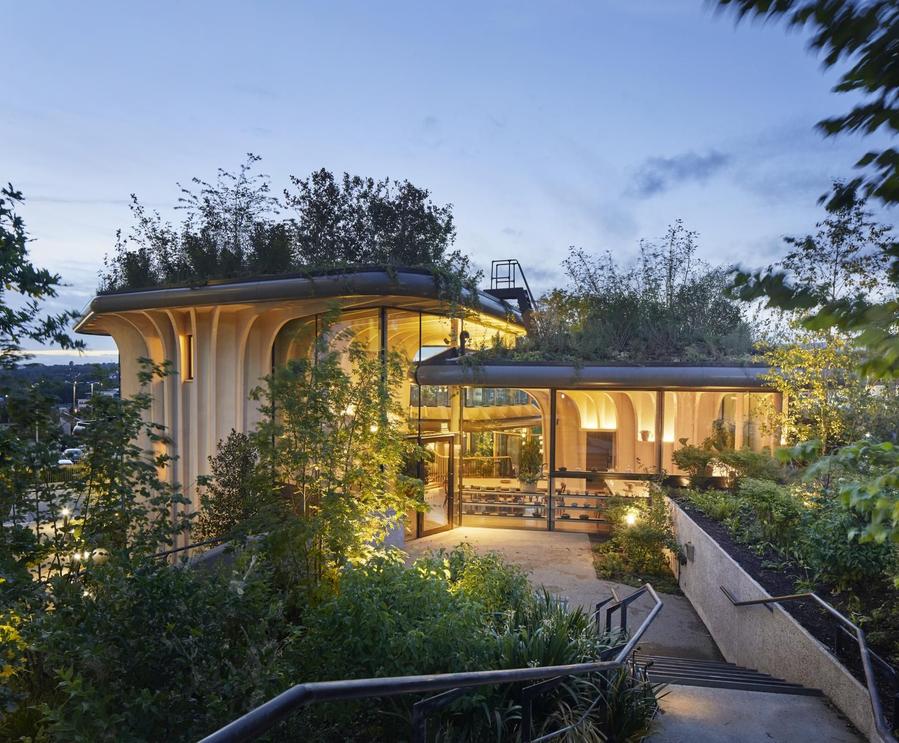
526,221,753,362
99,156,474,294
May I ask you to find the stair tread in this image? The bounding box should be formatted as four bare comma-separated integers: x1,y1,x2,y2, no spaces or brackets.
635,653,754,668
645,669,802,685
632,653,820,696
639,662,776,677
647,675,822,696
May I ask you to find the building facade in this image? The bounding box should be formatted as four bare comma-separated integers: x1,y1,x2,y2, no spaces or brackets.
76,268,779,544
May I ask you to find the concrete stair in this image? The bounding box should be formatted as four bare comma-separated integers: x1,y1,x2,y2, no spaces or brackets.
635,653,821,696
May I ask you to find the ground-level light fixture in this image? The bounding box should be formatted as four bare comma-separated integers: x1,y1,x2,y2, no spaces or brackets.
624,511,638,527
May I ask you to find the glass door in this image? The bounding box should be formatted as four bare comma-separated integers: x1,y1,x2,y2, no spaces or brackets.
420,436,454,536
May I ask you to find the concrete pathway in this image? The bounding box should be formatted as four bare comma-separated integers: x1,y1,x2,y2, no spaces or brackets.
405,527,721,660
647,685,863,742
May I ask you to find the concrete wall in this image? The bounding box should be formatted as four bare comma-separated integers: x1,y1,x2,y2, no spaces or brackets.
668,497,886,743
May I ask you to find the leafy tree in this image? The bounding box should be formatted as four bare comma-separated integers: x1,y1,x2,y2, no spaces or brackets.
99,157,469,294
285,168,456,267
730,190,898,541
194,430,271,542
1,360,192,599
716,0,899,208
252,320,425,596
781,191,891,303
760,330,871,450
0,185,82,369
717,12,899,576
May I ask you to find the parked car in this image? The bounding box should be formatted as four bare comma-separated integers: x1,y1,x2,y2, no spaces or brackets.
62,448,84,462
57,458,75,467
72,420,91,436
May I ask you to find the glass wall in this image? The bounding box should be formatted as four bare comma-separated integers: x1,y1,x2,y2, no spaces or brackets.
662,390,780,474
460,387,549,530
552,390,656,533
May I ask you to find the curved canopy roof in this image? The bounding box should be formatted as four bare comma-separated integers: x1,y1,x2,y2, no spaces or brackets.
415,360,772,390
75,267,522,334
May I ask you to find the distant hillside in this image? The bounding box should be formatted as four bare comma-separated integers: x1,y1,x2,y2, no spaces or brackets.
1,362,119,406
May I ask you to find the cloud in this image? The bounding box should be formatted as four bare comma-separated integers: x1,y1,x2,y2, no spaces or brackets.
629,150,730,198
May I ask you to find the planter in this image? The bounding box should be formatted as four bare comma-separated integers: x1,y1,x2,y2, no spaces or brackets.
666,496,884,742
520,481,537,494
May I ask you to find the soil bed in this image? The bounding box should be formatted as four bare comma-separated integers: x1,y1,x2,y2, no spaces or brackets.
668,490,897,731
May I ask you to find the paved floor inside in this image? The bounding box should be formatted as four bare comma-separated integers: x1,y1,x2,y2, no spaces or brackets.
647,685,863,742
405,526,722,660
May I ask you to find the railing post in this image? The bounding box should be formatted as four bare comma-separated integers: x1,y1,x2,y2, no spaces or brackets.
620,604,628,636
893,691,898,736
521,697,534,743
411,709,427,743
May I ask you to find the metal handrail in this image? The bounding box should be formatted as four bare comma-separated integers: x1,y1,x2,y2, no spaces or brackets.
721,586,898,743
152,536,228,559
199,584,662,743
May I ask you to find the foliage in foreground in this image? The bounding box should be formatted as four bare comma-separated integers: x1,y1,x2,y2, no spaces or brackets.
716,1,899,209
2,545,660,743
0,185,82,370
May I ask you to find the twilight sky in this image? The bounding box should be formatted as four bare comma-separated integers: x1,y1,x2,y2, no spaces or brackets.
2,0,888,363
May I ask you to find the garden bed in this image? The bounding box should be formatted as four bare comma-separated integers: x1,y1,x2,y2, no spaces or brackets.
668,489,897,731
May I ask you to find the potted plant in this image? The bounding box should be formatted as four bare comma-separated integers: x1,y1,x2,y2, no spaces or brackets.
518,435,543,493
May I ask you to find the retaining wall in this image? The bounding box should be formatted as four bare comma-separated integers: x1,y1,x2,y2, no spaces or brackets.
667,496,885,742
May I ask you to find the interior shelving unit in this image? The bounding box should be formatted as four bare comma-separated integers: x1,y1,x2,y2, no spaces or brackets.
552,491,612,533
460,485,547,528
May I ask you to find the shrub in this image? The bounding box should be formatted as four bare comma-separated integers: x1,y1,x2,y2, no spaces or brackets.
194,430,273,541
799,499,896,592
7,558,290,743
427,543,533,618
680,488,741,522
297,551,493,683
595,494,680,592
674,440,782,489
737,478,803,546
717,448,783,484
672,442,715,485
